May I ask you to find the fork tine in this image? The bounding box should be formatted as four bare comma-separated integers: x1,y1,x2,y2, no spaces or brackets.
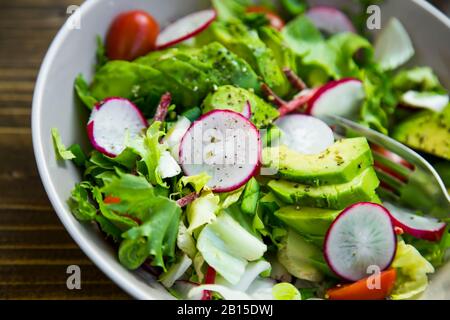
319,114,450,219
372,152,412,179
376,186,401,203
374,167,405,194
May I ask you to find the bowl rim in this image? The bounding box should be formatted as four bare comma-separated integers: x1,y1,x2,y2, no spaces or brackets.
32,0,450,300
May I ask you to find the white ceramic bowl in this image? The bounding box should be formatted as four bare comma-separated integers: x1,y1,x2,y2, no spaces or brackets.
32,0,450,299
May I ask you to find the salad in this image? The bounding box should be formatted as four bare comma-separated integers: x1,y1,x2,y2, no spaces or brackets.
52,0,450,300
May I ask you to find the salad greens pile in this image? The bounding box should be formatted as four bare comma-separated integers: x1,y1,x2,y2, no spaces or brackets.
52,0,450,300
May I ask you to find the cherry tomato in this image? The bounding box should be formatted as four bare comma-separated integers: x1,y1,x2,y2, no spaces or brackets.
246,6,285,31
106,10,159,61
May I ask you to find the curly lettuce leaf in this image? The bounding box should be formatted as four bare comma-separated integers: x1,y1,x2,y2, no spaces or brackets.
68,182,97,221
283,16,339,80
128,122,167,187
391,241,435,300
178,172,211,194
121,196,182,270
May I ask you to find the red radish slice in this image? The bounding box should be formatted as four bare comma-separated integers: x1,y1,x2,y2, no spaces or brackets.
179,110,261,193
202,266,216,300
241,101,252,119
383,203,446,242
306,78,365,119
87,98,148,157
306,6,356,34
400,91,449,113
156,10,217,49
274,114,334,155
324,202,397,282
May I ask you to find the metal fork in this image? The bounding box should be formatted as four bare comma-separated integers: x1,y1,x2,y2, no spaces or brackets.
320,114,450,220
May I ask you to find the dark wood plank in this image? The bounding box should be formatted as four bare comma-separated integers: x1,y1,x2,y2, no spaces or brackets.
0,284,128,300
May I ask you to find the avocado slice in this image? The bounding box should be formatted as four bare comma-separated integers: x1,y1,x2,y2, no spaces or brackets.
207,21,290,97
275,206,340,237
268,167,380,209
263,137,374,185
392,106,450,160
203,85,279,127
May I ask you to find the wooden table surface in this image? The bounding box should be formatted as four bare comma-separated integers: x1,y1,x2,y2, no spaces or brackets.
0,0,129,300
0,0,448,300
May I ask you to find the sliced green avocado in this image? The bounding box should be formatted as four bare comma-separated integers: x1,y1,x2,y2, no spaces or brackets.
392,107,450,160
262,137,374,185
268,167,380,209
208,21,290,97
275,206,340,237
203,85,279,127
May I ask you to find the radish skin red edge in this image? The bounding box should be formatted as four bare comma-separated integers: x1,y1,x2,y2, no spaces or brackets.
306,78,365,117
87,97,148,157
324,202,397,282
384,203,447,242
306,6,356,34
179,109,261,193
156,10,217,50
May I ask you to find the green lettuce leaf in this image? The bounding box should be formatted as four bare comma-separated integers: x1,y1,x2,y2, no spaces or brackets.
393,67,444,92
128,122,166,187
178,172,211,194
159,254,193,288
121,196,181,270
186,191,219,234
74,74,97,110
95,35,108,71
51,128,76,160
391,241,435,300
68,182,97,221
197,213,267,284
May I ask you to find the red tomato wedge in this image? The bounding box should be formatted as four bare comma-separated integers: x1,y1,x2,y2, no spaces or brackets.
326,269,397,300
106,10,159,61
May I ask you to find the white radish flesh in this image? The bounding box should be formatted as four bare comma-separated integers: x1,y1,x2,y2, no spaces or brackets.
179,110,261,192
274,114,334,155
163,116,192,161
87,98,148,157
241,101,252,119
384,203,446,242
375,18,414,71
400,91,449,113
306,6,356,34
307,78,365,119
324,202,397,282
156,10,217,49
